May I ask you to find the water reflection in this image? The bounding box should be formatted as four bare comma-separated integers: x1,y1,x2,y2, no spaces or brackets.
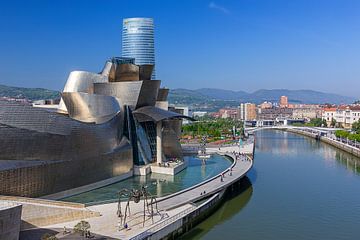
180,177,253,240
335,151,360,175
189,130,360,240
62,154,232,204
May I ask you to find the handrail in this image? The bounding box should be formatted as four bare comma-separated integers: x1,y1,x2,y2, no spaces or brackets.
129,205,197,240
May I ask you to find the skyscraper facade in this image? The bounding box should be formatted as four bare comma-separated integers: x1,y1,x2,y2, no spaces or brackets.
122,18,156,79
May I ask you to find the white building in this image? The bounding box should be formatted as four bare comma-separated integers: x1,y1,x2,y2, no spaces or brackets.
322,106,360,129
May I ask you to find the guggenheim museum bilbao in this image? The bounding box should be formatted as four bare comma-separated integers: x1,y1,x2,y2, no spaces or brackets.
0,57,191,198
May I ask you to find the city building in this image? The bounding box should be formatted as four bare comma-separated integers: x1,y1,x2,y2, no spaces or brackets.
122,18,156,79
292,105,322,120
279,95,288,108
335,106,360,129
192,111,207,118
259,101,273,109
218,108,238,119
257,107,293,121
0,59,191,198
238,103,257,121
322,107,337,126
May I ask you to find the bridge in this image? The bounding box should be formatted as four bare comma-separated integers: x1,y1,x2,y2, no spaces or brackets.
245,125,341,135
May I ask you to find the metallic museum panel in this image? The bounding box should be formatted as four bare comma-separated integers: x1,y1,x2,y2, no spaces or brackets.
0,100,133,197
133,106,194,123
0,100,72,135
162,122,183,159
136,80,160,108
139,65,154,80
157,88,169,101
94,80,160,109
114,64,140,82
101,60,113,77
94,82,142,107
58,71,108,113
61,92,121,124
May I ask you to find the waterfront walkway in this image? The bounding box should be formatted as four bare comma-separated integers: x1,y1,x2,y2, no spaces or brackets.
43,141,254,239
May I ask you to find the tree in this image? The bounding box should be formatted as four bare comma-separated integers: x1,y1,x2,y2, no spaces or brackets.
322,119,328,127
352,120,360,134
335,130,349,138
330,118,337,128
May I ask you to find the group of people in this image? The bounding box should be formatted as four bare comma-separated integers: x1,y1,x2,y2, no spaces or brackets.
233,151,250,162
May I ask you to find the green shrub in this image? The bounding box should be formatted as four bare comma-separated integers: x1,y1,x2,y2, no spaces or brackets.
335,130,350,138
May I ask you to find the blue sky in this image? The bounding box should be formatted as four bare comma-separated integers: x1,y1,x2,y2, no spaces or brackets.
0,0,359,97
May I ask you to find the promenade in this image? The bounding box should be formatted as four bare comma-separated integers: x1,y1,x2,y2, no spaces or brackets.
43,141,254,239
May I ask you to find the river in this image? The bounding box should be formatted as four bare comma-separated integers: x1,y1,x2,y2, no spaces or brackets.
181,130,360,240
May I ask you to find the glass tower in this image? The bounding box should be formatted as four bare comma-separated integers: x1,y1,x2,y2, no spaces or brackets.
122,17,156,79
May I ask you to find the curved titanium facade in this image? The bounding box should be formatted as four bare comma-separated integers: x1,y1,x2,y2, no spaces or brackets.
61,92,121,124
122,18,156,79
0,57,191,198
58,71,108,113
94,80,160,109
0,100,132,197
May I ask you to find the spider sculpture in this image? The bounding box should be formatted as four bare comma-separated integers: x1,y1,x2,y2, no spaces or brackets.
117,185,160,227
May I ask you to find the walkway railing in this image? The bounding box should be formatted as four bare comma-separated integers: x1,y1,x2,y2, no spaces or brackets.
129,205,197,240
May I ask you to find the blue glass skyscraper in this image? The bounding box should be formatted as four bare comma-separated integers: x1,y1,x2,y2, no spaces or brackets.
122,18,156,79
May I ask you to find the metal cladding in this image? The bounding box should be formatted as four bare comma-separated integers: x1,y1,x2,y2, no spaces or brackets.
61,92,121,124
133,106,194,123
0,100,132,197
101,61,113,77
162,121,183,159
0,57,192,197
94,80,160,109
139,65,154,80
114,64,140,82
157,88,169,101
136,80,160,108
58,71,108,113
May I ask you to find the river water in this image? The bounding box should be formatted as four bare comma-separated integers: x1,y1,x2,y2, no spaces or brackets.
182,130,360,240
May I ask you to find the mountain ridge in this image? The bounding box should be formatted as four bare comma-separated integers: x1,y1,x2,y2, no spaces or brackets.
175,88,356,105
0,84,356,106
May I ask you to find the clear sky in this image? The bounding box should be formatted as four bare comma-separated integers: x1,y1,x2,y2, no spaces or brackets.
0,0,359,97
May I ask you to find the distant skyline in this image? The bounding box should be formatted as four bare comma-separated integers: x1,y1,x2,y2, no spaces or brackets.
0,0,359,97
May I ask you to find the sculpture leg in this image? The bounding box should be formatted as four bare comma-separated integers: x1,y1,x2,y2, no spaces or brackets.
143,197,146,227
124,200,130,225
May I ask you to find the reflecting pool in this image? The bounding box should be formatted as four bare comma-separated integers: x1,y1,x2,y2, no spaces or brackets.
62,154,232,204
181,130,360,240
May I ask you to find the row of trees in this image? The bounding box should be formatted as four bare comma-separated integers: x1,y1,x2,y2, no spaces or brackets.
182,118,243,139
334,120,360,142
292,118,328,127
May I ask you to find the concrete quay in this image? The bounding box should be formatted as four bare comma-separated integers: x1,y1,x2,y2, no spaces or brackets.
42,140,254,240
283,127,360,158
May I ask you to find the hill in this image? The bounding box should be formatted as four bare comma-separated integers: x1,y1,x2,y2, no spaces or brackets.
0,84,355,111
0,84,60,100
169,88,355,106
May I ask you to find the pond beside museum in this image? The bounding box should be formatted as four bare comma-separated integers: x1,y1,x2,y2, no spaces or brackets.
62,154,232,205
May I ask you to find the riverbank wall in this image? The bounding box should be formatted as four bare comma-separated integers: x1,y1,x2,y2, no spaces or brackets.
282,128,360,158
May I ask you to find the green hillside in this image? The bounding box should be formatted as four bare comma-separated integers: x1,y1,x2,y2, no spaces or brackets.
0,84,60,100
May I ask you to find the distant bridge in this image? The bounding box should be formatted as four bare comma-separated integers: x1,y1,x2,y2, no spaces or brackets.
245,125,342,136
